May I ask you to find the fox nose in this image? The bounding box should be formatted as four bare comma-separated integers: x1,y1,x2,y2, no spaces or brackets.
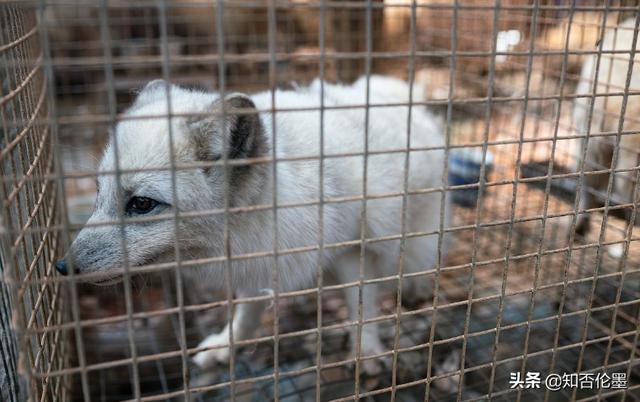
56,260,80,276
55,260,68,275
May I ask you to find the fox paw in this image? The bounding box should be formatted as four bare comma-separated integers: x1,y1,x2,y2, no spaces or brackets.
355,335,390,377
192,332,231,369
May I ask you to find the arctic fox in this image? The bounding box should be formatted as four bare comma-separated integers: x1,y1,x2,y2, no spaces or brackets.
57,75,449,374
573,17,640,239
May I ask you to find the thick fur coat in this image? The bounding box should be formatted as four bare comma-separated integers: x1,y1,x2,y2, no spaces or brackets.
60,75,449,372
573,17,640,235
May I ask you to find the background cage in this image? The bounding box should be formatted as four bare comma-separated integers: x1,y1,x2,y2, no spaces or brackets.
0,1,639,401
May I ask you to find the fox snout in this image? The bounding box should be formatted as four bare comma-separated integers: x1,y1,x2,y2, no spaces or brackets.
54,224,125,281
55,215,180,283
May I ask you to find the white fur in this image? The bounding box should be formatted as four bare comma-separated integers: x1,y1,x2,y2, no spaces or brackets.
573,18,640,236
67,76,449,372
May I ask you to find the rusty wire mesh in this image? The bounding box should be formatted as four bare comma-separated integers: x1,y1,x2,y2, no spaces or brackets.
0,3,67,402
0,0,639,401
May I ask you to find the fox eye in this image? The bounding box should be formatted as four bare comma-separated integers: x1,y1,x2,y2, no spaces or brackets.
126,196,159,214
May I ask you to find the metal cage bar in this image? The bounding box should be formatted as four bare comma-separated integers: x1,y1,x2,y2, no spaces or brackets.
0,1,639,401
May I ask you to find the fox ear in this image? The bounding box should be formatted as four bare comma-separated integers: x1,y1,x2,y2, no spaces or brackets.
141,79,167,94
131,79,170,110
188,93,266,163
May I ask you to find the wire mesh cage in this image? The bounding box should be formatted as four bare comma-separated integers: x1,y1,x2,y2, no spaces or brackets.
1,0,639,401
1,3,66,401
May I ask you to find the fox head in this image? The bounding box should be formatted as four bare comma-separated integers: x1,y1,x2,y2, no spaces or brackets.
56,81,268,284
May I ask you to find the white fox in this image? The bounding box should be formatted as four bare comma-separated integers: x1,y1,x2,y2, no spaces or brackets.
57,75,449,374
573,17,640,242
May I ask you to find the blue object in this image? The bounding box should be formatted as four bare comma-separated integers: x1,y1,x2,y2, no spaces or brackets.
448,148,494,208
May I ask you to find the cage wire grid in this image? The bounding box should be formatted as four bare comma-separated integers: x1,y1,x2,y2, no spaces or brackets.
0,0,639,401
0,3,67,402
